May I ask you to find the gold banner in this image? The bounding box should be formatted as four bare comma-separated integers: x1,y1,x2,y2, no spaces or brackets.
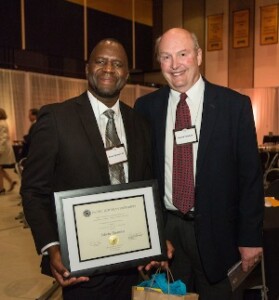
207,14,223,51
260,4,278,45
233,10,250,48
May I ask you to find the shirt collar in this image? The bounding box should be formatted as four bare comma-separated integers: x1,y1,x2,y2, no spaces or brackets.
87,90,120,118
170,75,204,105
187,75,204,103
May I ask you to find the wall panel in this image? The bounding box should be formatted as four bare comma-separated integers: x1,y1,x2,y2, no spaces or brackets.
205,0,229,86
254,0,279,87
228,0,255,88
183,0,206,75
162,0,183,31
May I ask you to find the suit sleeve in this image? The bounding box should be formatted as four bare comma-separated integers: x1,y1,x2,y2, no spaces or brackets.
21,105,60,254
237,97,264,246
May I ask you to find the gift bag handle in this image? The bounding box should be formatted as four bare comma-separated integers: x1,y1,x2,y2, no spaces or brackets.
145,267,175,295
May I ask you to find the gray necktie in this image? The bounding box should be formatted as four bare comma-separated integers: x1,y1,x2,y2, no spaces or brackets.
104,109,125,184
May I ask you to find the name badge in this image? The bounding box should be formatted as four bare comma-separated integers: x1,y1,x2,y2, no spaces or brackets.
106,144,127,165
174,126,198,145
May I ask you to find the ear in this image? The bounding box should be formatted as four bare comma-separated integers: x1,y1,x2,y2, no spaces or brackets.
197,48,202,67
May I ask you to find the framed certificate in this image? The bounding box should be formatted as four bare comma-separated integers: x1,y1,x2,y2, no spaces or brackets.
54,180,167,277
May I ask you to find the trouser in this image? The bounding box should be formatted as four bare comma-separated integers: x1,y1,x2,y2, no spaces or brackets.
63,268,138,300
166,211,232,300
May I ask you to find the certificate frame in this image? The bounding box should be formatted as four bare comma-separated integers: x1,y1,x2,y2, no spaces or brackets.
54,180,167,277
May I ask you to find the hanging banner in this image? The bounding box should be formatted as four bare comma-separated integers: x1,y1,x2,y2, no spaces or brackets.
207,14,223,51
260,4,278,45
233,9,250,48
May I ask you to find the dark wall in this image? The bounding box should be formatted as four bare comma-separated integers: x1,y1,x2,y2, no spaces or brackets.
87,8,153,72
25,0,84,60
0,0,21,48
87,9,134,68
0,0,21,69
0,0,153,78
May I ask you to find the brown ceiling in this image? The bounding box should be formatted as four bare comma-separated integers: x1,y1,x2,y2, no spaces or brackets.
66,0,153,26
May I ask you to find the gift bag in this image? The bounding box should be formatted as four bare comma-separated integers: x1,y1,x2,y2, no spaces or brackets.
132,268,199,300
132,286,199,300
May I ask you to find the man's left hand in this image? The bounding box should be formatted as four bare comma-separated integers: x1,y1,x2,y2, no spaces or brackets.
239,246,263,272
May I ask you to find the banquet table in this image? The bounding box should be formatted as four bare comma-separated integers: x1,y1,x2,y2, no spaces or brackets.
258,144,279,173
258,144,279,154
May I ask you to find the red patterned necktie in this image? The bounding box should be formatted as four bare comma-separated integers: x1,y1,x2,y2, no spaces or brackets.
172,93,195,213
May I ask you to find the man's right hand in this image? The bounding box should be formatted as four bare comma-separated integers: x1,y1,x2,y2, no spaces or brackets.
48,245,90,287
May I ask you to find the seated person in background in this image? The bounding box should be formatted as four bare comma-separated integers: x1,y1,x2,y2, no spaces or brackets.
20,108,38,158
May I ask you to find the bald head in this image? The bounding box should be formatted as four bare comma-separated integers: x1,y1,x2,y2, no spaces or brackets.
155,28,202,93
156,28,200,61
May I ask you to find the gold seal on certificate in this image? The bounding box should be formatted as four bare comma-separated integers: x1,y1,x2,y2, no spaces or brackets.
109,235,119,246
54,180,167,277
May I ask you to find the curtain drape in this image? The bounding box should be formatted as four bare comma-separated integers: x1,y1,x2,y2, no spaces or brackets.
237,88,279,145
0,69,87,141
0,68,278,145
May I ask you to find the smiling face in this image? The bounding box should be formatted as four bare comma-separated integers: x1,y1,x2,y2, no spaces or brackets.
157,28,202,93
86,40,129,107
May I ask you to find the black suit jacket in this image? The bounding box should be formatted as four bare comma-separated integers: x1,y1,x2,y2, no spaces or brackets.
134,80,264,283
21,92,152,276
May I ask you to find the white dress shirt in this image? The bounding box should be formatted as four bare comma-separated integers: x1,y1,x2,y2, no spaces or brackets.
87,91,129,182
164,76,205,211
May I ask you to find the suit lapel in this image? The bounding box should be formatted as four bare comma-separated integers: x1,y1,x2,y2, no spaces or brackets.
154,87,170,181
196,81,218,176
120,102,136,181
75,93,110,184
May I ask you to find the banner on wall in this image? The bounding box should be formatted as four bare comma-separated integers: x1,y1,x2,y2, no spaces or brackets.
233,9,250,48
207,14,223,51
260,4,278,45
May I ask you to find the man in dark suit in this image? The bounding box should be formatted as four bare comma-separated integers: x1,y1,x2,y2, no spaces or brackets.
21,39,153,300
135,28,264,299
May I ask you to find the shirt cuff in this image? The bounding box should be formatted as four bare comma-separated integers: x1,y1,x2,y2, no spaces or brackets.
41,242,60,255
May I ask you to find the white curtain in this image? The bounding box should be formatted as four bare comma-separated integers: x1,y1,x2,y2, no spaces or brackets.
0,69,87,141
237,88,279,145
0,68,278,145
